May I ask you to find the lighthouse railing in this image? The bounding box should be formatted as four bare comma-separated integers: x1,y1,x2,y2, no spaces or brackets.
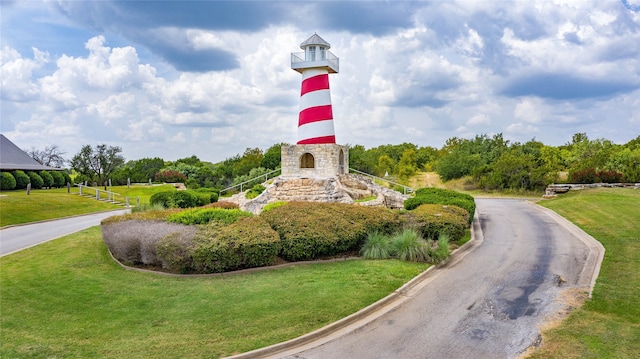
291,50,339,72
347,167,414,195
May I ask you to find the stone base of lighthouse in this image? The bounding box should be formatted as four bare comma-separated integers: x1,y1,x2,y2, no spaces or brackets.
227,144,407,214
281,144,348,178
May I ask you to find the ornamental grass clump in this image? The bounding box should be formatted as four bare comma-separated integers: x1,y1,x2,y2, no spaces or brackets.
391,228,430,262
360,231,393,260
433,233,451,262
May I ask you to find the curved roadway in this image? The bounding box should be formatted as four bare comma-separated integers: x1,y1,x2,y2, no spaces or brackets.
254,198,602,359
0,209,129,257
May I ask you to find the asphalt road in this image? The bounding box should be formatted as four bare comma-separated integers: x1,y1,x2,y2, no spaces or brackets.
0,209,129,257
269,198,596,359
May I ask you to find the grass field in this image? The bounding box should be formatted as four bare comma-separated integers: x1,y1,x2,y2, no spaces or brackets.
529,188,640,358
0,227,428,358
0,185,176,227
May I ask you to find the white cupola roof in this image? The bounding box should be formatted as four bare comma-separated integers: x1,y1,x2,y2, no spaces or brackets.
300,33,331,49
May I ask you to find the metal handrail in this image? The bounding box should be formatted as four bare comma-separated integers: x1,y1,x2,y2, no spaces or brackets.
220,168,281,194
347,167,414,195
75,184,123,202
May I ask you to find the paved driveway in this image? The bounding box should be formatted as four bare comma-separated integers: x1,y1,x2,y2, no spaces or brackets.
253,198,602,359
0,209,129,256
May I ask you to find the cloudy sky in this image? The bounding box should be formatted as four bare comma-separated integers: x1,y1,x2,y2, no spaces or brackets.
2,0,639,164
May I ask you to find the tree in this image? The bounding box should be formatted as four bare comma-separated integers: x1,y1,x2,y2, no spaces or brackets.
70,144,125,189
397,149,417,179
24,144,66,168
233,148,263,177
261,143,286,170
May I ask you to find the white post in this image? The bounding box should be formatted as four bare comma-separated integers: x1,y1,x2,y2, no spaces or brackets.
126,196,130,207
96,189,100,200
79,184,83,195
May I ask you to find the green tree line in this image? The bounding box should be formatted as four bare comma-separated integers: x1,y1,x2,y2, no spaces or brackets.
12,133,637,193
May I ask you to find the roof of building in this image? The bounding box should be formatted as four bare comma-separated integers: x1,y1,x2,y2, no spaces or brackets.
300,33,331,49
0,134,61,171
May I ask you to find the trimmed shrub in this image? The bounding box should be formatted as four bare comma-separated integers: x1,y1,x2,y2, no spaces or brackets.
27,171,44,189
150,191,175,208
360,231,393,260
131,202,167,213
101,209,180,225
408,204,468,241
405,187,475,223
172,191,198,208
61,171,72,186
50,171,65,188
261,202,401,261
156,231,195,273
391,228,430,262
262,201,287,213
167,208,252,226
0,172,16,190
101,220,196,266
194,187,219,203
39,170,54,188
12,170,30,189
202,201,239,210
191,216,281,273
246,184,266,199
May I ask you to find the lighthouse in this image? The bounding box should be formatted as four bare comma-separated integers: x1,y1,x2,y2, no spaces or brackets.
281,33,348,179
291,33,339,145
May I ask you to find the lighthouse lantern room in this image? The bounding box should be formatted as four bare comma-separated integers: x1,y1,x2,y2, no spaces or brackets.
282,33,348,179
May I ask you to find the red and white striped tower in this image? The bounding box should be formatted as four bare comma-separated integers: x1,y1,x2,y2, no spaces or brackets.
291,33,339,145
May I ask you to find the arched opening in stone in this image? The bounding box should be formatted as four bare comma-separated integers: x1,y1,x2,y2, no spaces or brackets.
300,153,315,168
339,149,345,174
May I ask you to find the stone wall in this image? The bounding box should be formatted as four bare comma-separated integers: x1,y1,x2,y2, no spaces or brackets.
229,174,407,214
281,144,349,179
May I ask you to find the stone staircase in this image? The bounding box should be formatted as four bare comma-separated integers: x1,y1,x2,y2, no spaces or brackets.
227,173,407,214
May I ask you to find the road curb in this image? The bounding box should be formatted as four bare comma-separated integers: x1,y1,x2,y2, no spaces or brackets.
532,203,605,297
223,211,485,359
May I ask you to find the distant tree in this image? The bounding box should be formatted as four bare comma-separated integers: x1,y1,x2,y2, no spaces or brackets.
397,149,418,179
233,148,263,177
375,155,395,177
261,143,286,170
24,144,66,168
70,144,125,189
175,155,201,166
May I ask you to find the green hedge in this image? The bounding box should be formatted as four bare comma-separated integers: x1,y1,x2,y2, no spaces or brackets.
261,202,402,261
405,187,475,223
12,170,30,189
406,204,468,241
150,190,218,209
50,171,65,188
0,172,16,190
167,208,252,226
191,216,281,273
27,172,44,189
39,171,53,188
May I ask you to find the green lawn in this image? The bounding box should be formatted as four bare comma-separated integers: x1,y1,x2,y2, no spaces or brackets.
529,188,640,358
0,227,428,358
0,185,176,227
